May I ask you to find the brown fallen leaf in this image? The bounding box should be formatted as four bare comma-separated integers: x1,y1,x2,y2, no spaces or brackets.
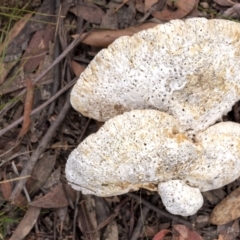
217,220,239,240
222,4,240,18
213,0,235,7
71,60,86,77
30,183,69,208
102,221,118,240
69,2,105,24
1,171,12,201
0,61,20,85
20,25,55,73
9,205,41,240
26,153,56,195
145,0,158,12
0,68,53,95
72,22,158,47
78,196,100,240
18,78,34,138
0,13,32,56
101,8,119,29
1,171,27,207
210,187,240,225
152,229,172,240
136,0,145,13
173,225,203,240
152,0,197,21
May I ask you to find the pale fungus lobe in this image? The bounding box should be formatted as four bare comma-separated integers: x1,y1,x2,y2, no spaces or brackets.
65,110,201,197
158,180,203,216
65,110,240,216
71,18,240,132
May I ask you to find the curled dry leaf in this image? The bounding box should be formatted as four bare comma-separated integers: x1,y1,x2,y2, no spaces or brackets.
72,22,158,47
71,60,86,77
210,187,240,225
152,0,197,21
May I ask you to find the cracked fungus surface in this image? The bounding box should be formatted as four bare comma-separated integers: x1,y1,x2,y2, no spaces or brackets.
65,110,240,198
71,18,240,132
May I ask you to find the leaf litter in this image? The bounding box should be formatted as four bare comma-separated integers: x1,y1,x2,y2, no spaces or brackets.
1,0,240,239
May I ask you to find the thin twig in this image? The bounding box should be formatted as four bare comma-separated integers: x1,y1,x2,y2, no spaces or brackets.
0,78,76,137
0,28,86,117
127,193,193,230
86,197,130,233
130,194,159,240
73,191,80,240
10,92,72,202
0,175,31,183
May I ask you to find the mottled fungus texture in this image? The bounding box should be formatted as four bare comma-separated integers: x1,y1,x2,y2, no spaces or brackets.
67,18,240,216
66,110,240,216
70,18,240,132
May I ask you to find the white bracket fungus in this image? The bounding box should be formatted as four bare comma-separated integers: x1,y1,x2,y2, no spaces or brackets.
70,18,240,132
66,18,240,216
66,110,240,216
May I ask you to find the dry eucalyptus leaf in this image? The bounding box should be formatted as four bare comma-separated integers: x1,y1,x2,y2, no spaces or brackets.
144,0,158,12
73,22,157,47
217,220,239,240
152,0,197,21
222,4,240,18
26,153,56,195
71,60,86,77
210,187,240,225
0,13,32,56
42,167,61,190
213,0,235,7
9,206,41,240
20,25,55,73
173,225,203,240
102,221,119,240
101,8,119,29
1,171,27,207
30,183,69,208
69,2,105,24
136,0,145,13
152,229,172,240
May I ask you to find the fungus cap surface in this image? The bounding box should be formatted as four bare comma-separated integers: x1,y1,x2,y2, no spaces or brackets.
65,110,200,196
66,110,240,216
71,18,240,132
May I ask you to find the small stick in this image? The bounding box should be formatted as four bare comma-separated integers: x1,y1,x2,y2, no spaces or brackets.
0,78,76,137
130,194,159,240
127,192,193,230
9,93,72,203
